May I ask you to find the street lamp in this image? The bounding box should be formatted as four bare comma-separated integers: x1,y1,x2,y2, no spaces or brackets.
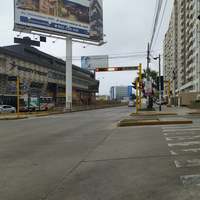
153,54,162,111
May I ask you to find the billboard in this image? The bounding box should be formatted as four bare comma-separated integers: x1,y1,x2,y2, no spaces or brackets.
81,55,108,70
14,0,103,42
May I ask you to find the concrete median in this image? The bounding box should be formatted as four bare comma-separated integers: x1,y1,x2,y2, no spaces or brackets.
130,111,177,117
118,118,193,127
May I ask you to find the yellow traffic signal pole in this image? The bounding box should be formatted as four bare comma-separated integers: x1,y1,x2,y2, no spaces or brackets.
136,80,139,114
138,63,142,109
16,76,20,115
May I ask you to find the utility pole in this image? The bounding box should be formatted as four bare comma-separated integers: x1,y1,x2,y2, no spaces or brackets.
147,43,150,80
153,54,162,111
147,43,152,109
136,79,139,114
16,76,20,114
158,54,162,111
139,63,142,109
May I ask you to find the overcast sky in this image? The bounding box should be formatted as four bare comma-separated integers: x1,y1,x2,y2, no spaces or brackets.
0,0,173,95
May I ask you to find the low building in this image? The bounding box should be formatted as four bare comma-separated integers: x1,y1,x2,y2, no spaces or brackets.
0,44,99,107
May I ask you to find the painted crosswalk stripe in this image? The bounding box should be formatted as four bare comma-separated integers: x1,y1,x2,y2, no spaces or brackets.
170,150,178,155
168,141,200,147
166,135,200,141
169,148,200,156
163,128,200,133
181,175,200,186
175,159,200,168
182,148,200,153
164,131,200,136
162,126,200,130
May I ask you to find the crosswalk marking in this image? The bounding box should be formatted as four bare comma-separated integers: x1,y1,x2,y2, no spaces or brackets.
168,141,200,147
163,128,200,133
162,123,200,186
170,150,178,155
169,148,200,156
166,135,200,141
174,159,200,168
164,131,200,136
162,126,200,130
180,175,200,186
182,148,200,153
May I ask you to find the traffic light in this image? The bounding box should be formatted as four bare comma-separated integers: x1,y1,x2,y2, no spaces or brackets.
139,81,144,90
95,68,108,72
115,67,123,71
132,81,136,89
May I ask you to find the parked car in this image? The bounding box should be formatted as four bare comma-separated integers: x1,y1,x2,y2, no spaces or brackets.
156,99,166,105
128,100,136,107
0,105,16,113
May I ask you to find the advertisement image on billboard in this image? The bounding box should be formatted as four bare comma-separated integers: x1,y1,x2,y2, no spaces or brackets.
14,0,103,42
81,55,108,70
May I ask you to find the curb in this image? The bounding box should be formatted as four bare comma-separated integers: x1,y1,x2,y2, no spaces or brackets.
187,112,200,115
0,116,28,120
130,112,177,117
118,119,193,127
0,105,126,120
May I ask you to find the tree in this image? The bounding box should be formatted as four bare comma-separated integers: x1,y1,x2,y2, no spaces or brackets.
143,68,158,83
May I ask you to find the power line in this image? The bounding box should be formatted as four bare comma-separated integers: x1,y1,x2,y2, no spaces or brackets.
149,0,164,51
151,0,168,51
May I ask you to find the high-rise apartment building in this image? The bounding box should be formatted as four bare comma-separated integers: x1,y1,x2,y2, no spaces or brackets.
163,0,200,94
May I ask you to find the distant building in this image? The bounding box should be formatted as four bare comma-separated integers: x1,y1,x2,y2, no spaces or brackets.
110,86,132,101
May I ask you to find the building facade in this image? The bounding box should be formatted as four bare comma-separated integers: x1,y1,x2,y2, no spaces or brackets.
0,44,99,107
163,0,200,95
110,86,132,101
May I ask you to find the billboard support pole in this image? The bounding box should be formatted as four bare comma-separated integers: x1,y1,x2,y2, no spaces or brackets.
65,37,72,111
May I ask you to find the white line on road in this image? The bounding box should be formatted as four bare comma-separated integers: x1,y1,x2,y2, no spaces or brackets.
166,135,200,141
162,125,200,130
175,159,200,168
163,128,200,133
181,174,200,186
169,148,200,156
164,132,200,136
182,148,200,153
170,150,178,155
168,141,200,147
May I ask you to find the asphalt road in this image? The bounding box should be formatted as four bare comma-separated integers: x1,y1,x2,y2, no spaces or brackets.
0,106,200,200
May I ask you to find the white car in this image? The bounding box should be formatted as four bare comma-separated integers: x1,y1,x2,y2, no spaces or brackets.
0,105,16,113
128,100,136,107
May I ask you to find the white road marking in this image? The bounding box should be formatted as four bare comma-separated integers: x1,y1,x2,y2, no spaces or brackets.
170,150,178,155
166,135,200,141
164,131,200,136
181,174,200,186
174,159,200,168
168,141,200,147
169,148,200,156
163,128,200,133
182,148,200,153
162,125,200,129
